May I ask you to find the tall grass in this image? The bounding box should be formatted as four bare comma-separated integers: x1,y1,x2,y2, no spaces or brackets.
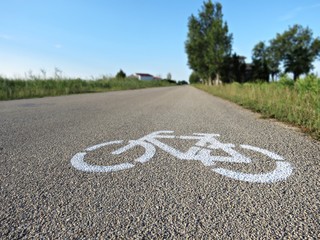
0,77,176,101
194,75,320,139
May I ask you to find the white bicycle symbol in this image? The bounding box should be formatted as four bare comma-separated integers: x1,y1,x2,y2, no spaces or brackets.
71,131,293,183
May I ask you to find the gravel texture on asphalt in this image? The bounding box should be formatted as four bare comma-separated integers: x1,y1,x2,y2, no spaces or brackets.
1,86,319,239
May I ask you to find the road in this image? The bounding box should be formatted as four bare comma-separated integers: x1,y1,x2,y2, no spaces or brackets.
1,86,319,239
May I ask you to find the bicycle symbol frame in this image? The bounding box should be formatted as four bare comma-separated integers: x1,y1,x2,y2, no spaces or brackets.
71,131,293,183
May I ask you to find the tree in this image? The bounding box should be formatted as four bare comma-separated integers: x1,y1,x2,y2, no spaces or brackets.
166,73,172,80
40,68,47,79
54,67,62,79
177,80,188,85
266,40,281,81
189,71,201,84
220,53,246,83
116,69,126,79
252,41,269,81
185,1,232,85
274,24,320,80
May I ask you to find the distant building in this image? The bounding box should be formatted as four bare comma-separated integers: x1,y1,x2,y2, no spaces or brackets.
135,73,154,81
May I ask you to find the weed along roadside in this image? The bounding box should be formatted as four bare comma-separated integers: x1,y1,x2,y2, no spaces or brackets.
0,77,185,101
193,75,320,140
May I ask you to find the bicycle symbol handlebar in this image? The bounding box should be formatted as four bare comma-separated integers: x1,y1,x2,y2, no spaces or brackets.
71,131,293,183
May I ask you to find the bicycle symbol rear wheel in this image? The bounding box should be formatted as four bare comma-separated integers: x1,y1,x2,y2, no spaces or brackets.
70,140,155,172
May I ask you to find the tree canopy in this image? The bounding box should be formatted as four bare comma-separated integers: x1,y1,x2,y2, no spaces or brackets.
185,1,232,85
116,69,126,79
275,25,320,80
220,54,246,83
252,41,269,81
252,24,320,81
189,71,201,84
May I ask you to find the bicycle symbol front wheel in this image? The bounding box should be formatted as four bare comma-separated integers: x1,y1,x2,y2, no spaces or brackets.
211,144,293,183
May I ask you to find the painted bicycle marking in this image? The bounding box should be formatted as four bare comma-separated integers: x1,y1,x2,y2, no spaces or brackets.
70,131,293,183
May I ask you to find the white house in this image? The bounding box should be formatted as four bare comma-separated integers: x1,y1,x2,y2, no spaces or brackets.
135,73,154,81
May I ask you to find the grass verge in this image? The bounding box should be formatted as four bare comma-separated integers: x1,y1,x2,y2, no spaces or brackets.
193,75,320,140
0,77,176,101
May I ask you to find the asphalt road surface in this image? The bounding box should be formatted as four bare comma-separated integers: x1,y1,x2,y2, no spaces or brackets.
1,86,320,239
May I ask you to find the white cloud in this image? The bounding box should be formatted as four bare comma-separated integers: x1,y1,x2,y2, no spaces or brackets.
280,4,320,21
54,44,62,49
312,3,320,8
0,34,13,40
279,7,302,21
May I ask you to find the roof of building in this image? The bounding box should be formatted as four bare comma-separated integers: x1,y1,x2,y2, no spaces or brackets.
135,73,154,77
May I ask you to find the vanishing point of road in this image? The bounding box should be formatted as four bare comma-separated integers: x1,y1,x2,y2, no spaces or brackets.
1,86,319,238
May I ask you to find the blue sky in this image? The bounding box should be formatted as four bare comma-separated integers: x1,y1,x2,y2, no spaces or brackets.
1,0,320,80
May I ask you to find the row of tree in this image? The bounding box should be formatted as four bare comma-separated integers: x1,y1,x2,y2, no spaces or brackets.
252,24,320,81
186,1,320,84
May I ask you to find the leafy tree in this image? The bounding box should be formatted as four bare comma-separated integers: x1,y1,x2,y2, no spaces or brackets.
189,71,201,84
266,40,281,81
54,67,63,80
177,80,188,85
167,73,172,80
220,53,246,83
116,69,126,79
274,24,320,80
185,1,232,85
40,68,47,79
252,41,269,81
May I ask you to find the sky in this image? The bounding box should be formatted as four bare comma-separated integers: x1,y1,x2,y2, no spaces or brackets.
1,0,320,80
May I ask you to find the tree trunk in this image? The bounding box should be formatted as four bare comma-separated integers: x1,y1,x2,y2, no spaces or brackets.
215,73,221,85
293,73,299,81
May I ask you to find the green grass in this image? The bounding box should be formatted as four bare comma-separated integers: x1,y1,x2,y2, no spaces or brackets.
194,75,320,140
0,77,176,101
